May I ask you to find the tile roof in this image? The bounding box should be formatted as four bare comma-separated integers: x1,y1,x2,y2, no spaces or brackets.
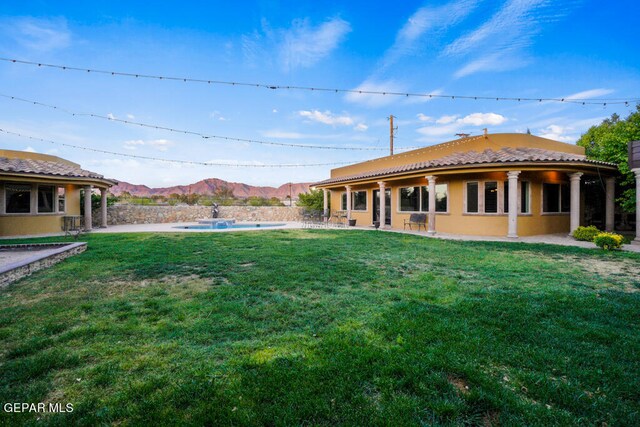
315,147,618,186
0,156,116,184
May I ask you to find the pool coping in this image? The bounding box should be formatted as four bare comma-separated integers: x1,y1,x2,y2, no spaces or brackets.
0,242,87,288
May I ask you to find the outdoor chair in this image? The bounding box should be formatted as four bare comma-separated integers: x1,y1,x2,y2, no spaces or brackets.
404,213,427,231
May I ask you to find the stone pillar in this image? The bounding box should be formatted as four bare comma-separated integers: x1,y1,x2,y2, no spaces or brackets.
345,185,352,221
377,181,386,228
507,171,521,238
323,189,329,222
84,185,92,231
426,176,437,235
633,168,640,245
569,172,583,235
605,177,615,232
100,188,108,228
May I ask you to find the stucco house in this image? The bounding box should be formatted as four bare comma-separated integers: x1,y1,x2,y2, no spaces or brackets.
314,133,619,237
0,149,116,237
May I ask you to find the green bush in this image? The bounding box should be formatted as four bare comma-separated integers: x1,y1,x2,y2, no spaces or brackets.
572,225,601,242
593,232,624,250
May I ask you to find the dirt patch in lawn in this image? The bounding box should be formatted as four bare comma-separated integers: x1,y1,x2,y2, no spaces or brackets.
558,254,640,293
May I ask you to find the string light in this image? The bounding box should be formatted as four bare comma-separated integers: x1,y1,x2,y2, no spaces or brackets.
0,94,410,152
2,57,638,106
0,128,360,168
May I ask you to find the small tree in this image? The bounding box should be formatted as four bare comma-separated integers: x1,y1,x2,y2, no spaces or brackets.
577,105,640,213
297,189,325,211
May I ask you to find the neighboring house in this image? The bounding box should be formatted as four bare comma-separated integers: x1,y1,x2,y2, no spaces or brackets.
0,149,116,237
314,133,619,237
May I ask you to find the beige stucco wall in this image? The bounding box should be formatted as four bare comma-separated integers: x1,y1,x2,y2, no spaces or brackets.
328,171,574,237
0,184,81,237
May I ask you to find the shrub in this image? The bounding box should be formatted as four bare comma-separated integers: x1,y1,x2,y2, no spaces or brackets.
593,232,624,250
572,225,601,242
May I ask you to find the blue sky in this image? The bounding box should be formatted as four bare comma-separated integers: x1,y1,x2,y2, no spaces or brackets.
1,0,639,187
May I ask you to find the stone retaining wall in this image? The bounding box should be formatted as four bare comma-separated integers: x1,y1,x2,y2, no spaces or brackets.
93,205,305,226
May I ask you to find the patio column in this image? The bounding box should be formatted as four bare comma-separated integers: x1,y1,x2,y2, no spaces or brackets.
83,185,92,231
323,188,329,222
100,188,108,228
426,175,436,235
377,181,386,228
568,172,583,235
507,171,521,238
605,177,615,232
633,168,640,245
345,185,352,220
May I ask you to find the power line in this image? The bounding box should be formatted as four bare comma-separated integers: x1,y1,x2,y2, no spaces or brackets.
0,128,359,168
0,94,399,151
1,57,637,106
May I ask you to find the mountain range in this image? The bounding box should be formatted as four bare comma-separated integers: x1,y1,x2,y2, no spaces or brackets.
110,178,312,200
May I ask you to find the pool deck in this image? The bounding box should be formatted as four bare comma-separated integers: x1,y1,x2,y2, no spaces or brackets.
91,221,640,253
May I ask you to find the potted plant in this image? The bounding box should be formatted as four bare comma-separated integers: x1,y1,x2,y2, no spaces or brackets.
348,219,357,226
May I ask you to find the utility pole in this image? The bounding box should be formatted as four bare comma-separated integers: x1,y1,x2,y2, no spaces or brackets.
388,115,397,156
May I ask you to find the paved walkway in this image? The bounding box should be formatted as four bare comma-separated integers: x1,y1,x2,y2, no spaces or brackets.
91,221,640,253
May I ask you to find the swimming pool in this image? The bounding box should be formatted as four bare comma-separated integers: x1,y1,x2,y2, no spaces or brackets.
174,223,286,230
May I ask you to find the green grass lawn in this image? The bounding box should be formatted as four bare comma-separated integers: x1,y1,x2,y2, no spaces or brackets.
0,230,639,426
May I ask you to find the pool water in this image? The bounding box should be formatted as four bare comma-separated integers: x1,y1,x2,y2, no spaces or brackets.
175,223,285,230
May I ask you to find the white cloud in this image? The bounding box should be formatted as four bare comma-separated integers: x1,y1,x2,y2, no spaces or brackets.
379,0,479,70
417,113,433,122
272,109,278,113
280,17,351,70
417,112,508,140
445,0,573,78
261,130,306,139
299,110,354,126
123,140,145,150
107,113,116,120
436,115,459,125
458,113,508,126
345,79,407,108
564,88,614,101
126,114,135,120
123,139,172,152
24,146,37,153
538,124,575,143
210,111,228,121
354,123,368,132
4,17,71,52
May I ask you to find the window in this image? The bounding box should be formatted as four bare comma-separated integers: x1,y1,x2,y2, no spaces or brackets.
352,191,367,211
341,191,367,210
505,181,530,214
561,184,570,213
58,187,66,213
38,185,55,213
400,187,419,211
466,182,479,213
5,184,31,213
520,181,530,213
484,181,498,213
543,183,571,213
400,184,448,213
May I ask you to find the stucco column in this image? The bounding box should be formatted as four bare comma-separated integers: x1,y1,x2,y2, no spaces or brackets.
377,181,386,228
100,188,108,228
83,185,92,231
323,189,329,222
345,185,352,221
605,177,615,232
426,175,437,235
633,168,640,245
507,171,521,238
568,172,583,235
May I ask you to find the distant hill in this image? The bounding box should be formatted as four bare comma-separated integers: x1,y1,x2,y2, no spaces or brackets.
110,178,312,200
